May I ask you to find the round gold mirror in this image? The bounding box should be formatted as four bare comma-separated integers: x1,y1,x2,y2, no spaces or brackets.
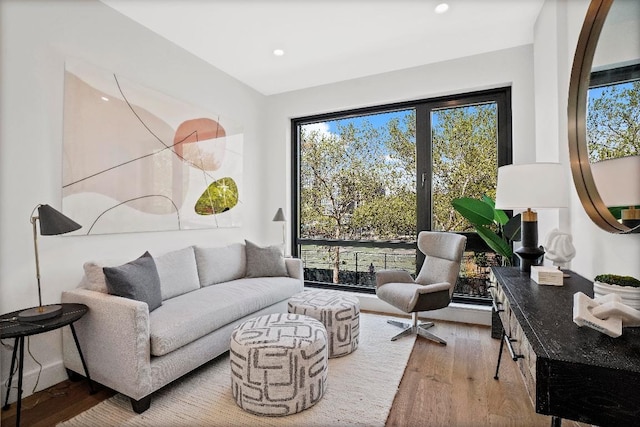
568,0,640,234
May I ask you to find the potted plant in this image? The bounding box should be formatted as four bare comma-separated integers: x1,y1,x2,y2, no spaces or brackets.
451,195,521,266
593,274,640,309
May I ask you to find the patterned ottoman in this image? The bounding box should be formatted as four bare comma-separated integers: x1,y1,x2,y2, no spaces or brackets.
230,313,328,416
288,290,360,358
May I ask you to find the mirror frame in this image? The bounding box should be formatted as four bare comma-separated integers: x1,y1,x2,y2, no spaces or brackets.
568,0,639,234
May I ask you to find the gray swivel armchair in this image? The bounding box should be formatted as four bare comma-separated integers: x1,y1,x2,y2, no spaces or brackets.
375,231,467,344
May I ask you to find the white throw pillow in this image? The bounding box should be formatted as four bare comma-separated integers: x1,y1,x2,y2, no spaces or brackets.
78,261,110,293
194,243,246,287
153,246,201,300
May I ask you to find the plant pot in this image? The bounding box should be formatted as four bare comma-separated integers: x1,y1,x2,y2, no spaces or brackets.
593,281,640,310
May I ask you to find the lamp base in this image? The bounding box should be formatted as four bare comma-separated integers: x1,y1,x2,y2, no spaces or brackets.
515,246,545,273
18,304,63,322
516,214,545,273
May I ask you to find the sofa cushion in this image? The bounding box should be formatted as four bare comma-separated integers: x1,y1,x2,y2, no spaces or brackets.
149,277,301,356
245,240,288,278
103,252,163,312
153,246,200,300
194,243,246,287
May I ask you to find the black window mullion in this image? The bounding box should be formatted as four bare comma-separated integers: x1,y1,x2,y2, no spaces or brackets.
415,105,431,234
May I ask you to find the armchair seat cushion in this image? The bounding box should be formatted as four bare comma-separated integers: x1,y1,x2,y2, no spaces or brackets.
149,277,301,356
376,282,422,313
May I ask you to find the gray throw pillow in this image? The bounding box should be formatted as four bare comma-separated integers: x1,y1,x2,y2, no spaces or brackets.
154,246,200,300
103,251,163,312
194,243,246,286
245,240,288,278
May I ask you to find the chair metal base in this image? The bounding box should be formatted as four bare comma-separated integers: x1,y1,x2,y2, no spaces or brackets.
387,313,447,345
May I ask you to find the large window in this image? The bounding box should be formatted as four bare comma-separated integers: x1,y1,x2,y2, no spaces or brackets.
292,88,511,303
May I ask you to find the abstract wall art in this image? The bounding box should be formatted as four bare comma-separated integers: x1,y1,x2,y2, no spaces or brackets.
62,60,243,235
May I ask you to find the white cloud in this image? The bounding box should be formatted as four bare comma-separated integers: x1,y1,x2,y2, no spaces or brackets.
302,122,333,138
385,154,400,163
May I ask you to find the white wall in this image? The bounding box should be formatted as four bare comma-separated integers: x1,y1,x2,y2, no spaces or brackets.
0,0,269,401
265,44,537,233
3,0,638,406
534,0,640,280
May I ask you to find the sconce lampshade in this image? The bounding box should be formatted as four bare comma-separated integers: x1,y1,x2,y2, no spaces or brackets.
272,208,286,222
272,208,286,246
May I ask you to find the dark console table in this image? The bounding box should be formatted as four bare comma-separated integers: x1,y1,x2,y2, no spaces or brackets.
490,267,640,427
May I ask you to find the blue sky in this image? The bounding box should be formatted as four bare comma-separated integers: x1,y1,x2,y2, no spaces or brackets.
588,81,633,102
325,109,412,134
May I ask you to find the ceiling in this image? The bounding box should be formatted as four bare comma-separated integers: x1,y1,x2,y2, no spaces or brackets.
100,0,546,95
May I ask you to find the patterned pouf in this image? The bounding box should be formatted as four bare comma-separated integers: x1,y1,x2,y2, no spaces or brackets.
288,290,360,358
230,313,328,416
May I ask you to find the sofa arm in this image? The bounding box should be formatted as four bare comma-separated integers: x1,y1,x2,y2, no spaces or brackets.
285,257,304,283
62,288,153,400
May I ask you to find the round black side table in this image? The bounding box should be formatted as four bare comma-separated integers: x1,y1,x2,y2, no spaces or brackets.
0,303,95,427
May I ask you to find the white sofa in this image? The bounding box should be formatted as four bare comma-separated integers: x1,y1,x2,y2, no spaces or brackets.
62,242,303,413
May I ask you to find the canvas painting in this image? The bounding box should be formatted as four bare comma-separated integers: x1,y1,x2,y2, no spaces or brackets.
62,60,243,235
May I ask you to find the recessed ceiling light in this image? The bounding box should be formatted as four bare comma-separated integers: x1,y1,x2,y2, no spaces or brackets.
101,96,109,101
434,3,449,14
273,49,285,57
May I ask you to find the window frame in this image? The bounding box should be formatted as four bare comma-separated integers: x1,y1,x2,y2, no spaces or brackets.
290,87,512,300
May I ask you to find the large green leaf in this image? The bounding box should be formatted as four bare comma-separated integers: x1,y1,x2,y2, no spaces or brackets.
503,213,522,242
475,225,513,259
451,198,494,226
481,194,508,225
608,206,625,220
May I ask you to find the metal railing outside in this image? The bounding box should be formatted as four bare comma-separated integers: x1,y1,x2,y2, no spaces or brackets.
300,244,496,301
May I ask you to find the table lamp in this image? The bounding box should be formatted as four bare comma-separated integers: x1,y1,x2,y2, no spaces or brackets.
18,204,82,321
590,155,640,229
272,208,286,245
495,163,568,272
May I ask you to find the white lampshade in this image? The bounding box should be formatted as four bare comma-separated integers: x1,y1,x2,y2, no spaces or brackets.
495,163,568,209
590,156,640,207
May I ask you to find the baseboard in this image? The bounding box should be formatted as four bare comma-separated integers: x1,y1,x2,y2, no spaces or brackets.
0,358,68,405
333,290,492,326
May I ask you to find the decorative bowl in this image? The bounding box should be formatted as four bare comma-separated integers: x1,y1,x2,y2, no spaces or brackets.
594,281,640,310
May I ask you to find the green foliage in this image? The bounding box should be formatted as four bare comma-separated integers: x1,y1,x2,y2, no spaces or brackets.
299,104,505,281
594,274,640,288
451,196,521,264
194,177,238,215
451,198,494,226
587,81,640,162
351,192,416,239
432,104,499,231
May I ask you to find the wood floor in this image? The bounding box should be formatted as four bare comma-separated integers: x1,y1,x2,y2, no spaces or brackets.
2,318,585,426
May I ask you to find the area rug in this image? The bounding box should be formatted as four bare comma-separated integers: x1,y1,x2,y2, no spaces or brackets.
59,312,416,427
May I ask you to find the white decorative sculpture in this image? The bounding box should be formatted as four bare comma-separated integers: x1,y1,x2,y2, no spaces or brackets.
573,292,640,337
544,229,576,275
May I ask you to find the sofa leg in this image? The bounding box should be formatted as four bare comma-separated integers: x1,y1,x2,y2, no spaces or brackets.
130,396,151,414
66,368,84,382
